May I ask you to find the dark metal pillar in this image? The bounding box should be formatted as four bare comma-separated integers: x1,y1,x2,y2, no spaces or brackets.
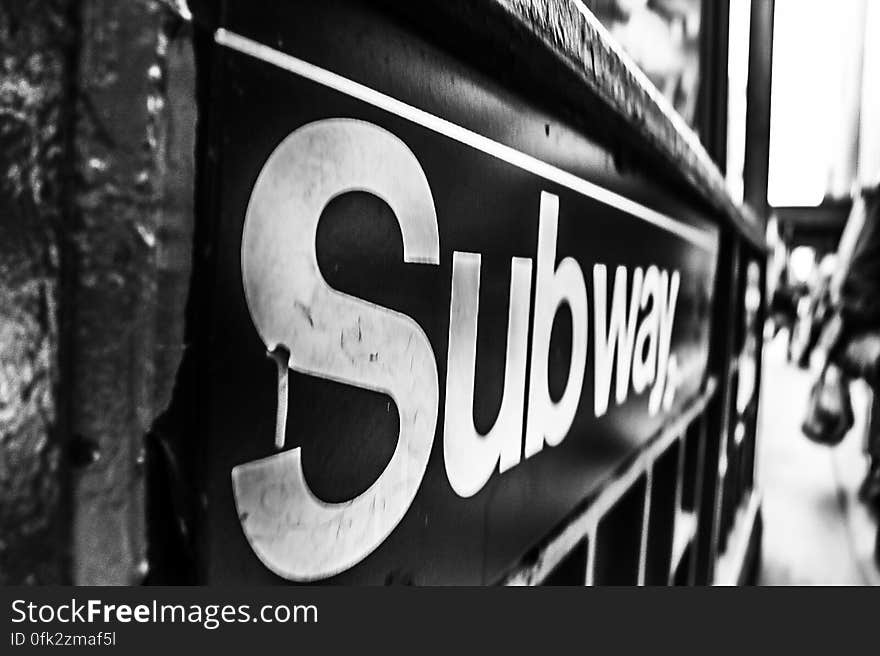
742,0,775,222
697,0,731,170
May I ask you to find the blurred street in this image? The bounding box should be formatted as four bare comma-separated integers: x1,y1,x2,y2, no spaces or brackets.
758,331,880,585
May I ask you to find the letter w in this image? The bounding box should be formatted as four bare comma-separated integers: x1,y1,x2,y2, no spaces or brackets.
593,265,644,417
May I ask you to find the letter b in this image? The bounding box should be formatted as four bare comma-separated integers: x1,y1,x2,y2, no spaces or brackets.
524,192,588,458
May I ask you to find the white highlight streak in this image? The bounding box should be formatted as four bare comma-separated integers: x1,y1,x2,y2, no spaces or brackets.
215,28,715,251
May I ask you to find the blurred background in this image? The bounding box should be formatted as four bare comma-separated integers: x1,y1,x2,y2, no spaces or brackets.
588,0,880,585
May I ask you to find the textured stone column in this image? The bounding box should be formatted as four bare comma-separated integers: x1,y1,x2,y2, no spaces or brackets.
0,0,195,585
69,0,194,585
0,0,74,585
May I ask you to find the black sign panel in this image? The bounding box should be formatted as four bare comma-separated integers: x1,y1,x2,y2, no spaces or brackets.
200,0,719,584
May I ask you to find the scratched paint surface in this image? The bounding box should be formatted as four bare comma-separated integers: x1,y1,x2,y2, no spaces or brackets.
69,0,195,584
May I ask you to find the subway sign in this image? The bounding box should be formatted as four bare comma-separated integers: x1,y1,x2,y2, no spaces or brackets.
201,2,718,584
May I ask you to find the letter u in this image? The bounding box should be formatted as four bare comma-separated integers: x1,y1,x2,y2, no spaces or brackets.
444,251,532,497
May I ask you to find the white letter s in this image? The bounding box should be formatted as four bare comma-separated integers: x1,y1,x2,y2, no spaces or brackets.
234,119,440,580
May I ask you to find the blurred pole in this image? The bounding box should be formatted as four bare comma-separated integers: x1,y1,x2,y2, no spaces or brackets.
697,0,730,171
742,0,775,223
